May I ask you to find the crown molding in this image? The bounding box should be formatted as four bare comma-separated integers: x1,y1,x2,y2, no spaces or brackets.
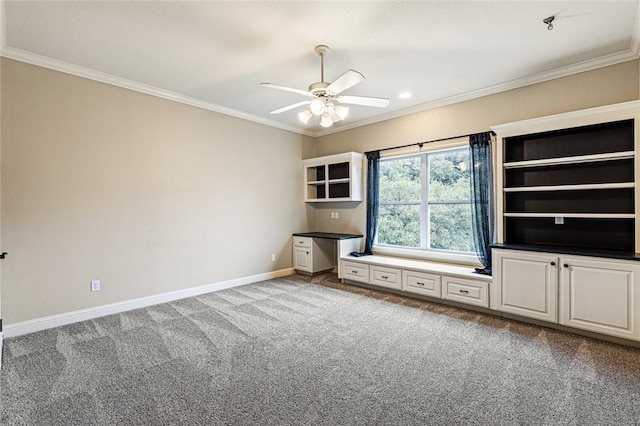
0,46,316,137
1,44,638,140
490,100,640,136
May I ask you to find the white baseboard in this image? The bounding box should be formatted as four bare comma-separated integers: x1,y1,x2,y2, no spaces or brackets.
3,268,295,339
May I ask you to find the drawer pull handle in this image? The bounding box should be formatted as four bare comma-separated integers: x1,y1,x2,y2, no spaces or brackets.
381,275,388,279
417,282,425,286
459,290,469,294
352,270,358,274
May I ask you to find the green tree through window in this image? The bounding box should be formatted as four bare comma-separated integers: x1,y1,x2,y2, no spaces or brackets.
377,146,476,255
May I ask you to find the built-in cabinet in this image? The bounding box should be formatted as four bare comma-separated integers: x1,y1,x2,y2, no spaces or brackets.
292,236,334,274
491,101,640,343
303,152,363,202
494,249,640,341
340,255,491,308
492,250,558,322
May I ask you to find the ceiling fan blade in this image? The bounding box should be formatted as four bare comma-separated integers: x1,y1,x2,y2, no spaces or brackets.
336,95,390,108
270,101,310,115
261,83,312,97
326,69,364,95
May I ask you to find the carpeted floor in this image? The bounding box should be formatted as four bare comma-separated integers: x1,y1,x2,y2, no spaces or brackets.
1,273,640,425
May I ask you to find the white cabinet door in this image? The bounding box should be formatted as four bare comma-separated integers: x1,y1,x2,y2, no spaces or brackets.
493,249,558,322
560,256,640,340
293,247,312,273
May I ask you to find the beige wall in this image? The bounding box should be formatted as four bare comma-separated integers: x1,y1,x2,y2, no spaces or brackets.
1,58,315,324
1,57,639,325
313,60,640,236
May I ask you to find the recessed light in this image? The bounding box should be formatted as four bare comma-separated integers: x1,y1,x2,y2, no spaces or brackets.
398,91,412,99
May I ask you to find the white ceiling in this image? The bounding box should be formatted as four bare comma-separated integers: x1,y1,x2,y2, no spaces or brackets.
2,1,639,137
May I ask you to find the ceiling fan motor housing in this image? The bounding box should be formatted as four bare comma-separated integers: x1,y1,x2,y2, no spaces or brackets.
308,81,331,97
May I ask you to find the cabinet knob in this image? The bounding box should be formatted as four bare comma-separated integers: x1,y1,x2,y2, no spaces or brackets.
550,261,556,266
564,263,569,268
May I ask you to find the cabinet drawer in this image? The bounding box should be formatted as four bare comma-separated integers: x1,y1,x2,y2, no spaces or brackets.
293,236,312,248
370,266,402,290
403,270,441,298
342,261,370,284
442,276,489,308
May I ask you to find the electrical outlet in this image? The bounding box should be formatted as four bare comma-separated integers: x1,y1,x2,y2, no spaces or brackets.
91,280,101,292
330,212,335,219
335,212,339,219
271,254,276,262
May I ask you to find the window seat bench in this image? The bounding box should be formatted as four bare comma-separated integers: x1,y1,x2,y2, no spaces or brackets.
339,254,492,308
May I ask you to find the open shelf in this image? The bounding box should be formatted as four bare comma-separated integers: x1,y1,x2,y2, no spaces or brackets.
504,158,634,188
504,217,635,251
504,119,634,163
303,152,363,202
497,115,636,252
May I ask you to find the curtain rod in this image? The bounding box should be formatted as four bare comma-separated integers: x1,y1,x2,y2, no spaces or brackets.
365,130,496,155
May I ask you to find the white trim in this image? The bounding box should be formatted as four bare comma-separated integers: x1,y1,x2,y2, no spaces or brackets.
3,268,295,338
0,47,315,137
0,42,637,139
503,182,635,192
491,100,640,136
316,49,640,137
0,331,3,370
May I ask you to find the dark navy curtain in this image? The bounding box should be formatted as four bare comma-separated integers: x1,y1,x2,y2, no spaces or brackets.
364,151,381,254
469,133,493,275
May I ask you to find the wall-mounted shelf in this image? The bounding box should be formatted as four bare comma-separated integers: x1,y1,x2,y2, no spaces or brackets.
303,152,363,202
492,103,640,253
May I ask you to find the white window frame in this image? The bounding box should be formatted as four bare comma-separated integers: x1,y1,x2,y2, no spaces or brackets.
374,143,481,266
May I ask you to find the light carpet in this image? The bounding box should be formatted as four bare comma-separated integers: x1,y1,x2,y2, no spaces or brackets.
1,273,639,425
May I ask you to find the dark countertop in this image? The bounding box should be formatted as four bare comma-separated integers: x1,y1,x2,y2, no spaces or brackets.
491,243,640,262
293,232,363,240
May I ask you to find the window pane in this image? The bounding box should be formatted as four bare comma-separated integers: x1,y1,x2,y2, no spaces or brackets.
429,148,471,201
377,204,420,248
430,204,476,252
380,156,421,202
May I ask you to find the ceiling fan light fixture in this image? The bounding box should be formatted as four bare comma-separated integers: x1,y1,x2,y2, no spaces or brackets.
309,98,325,116
320,114,333,128
335,105,349,121
298,109,313,125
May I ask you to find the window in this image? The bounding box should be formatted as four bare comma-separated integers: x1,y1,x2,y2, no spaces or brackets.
376,146,476,259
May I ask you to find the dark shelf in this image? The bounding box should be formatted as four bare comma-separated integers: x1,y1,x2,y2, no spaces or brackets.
505,188,634,214
505,159,634,187
504,217,634,251
329,182,350,198
492,243,640,262
504,119,633,163
328,162,350,180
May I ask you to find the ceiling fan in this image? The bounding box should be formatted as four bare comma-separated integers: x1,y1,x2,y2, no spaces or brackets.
261,45,390,128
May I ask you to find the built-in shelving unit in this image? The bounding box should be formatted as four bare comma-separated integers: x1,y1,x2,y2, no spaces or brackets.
492,101,640,253
303,152,363,202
